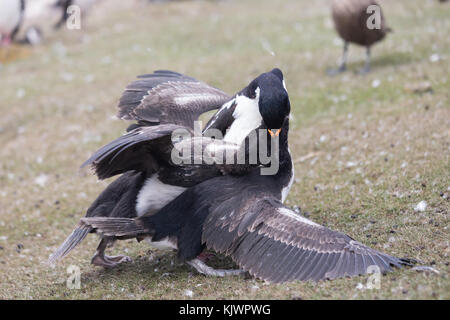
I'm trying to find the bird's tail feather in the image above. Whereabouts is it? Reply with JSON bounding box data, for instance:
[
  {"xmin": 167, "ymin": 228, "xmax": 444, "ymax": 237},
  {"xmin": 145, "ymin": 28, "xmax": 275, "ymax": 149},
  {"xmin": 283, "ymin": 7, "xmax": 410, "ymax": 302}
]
[
  {"xmin": 79, "ymin": 217, "xmax": 150, "ymax": 238},
  {"xmin": 48, "ymin": 224, "xmax": 92, "ymax": 264}
]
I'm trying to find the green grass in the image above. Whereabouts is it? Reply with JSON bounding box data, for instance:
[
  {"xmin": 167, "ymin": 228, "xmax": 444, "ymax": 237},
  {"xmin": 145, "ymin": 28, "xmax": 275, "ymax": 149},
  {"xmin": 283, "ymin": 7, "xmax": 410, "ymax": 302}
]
[{"xmin": 0, "ymin": 0, "xmax": 449, "ymax": 299}]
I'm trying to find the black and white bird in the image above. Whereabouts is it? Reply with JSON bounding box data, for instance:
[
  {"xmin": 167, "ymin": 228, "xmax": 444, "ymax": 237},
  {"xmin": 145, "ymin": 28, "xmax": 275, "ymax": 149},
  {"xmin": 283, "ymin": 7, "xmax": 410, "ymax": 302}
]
[
  {"xmin": 49, "ymin": 69, "xmax": 294, "ymax": 268},
  {"xmin": 12, "ymin": 0, "xmax": 69, "ymax": 46},
  {"xmin": 329, "ymin": 0, "xmax": 391, "ymax": 75},
  {"xmin": 0, "ymin": 0, "xmax": 25, "ymax": 46},
  {"xmin": 79, "ymin": 84, "xmax": 412, "ymax": 282}
]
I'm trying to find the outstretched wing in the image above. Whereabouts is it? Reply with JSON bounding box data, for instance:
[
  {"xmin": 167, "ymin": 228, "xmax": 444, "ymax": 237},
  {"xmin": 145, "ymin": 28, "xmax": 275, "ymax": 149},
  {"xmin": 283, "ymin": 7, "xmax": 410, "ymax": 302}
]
[
  {"xmin": 118, "ymin": 70, "xmax": 232, "ymax": 129},
  {"xmin": 81, "ymin": 124, "xmax": 184, "ymax": 179},
  {"xmin": 81, "ymin": 124, "xmax": 252, "ymax": 181},
  {"xmin": 202, "ymin": 196, "xmax": 410, "ymax": 283}
]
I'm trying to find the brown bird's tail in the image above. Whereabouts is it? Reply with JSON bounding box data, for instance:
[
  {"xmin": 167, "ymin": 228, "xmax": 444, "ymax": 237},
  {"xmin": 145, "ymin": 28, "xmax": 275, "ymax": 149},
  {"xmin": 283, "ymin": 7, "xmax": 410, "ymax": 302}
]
[{"xmin": 48, "ymin": 224, "xmax": 92, "ymax": 264}]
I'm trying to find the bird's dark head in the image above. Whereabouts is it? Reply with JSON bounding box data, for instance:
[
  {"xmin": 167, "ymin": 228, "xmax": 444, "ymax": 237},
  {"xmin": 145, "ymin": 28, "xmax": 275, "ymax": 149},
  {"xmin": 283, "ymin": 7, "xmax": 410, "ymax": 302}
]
[{"xmin": 242, "ymin": 68, "xmax": 290, "ymax": 136}]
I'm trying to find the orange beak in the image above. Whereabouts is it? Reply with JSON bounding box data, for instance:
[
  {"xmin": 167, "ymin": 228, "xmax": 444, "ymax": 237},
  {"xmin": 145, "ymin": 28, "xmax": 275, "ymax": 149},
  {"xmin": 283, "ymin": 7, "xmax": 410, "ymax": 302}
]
[{"xmin": 268, "ymin": 128, "xmax": 281, "ymax": 137}]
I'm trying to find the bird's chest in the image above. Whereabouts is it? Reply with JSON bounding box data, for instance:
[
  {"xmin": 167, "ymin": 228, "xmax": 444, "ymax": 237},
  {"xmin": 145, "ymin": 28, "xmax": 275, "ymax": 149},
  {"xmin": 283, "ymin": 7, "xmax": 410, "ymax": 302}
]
[{"xmin": 0, "ymin": 1, "xmax": 21, "ymax": 31}]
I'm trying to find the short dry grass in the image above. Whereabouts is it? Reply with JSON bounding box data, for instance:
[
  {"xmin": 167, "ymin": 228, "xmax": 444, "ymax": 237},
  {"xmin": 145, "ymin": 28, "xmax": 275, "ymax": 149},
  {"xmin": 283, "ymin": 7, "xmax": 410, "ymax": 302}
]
[{"xmin": 0, "ymin": 0, "xmax": 448, "ymax": 299}]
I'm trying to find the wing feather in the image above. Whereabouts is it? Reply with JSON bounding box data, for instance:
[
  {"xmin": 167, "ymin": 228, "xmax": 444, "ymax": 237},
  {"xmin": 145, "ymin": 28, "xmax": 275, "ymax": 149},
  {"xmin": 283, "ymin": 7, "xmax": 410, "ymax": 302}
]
[
  {"xmin": 81, "ymin": 124, "xmax": 183, "ymax": 179},
  {"xmin": 202, "ymin": 197, "xmax": 409, "ymax": 283},
  {"xmin": 309, "ymin": 252, "xmax": 331, "ymax": 281},
  {"xmin": 118, "ymin": 70, "xmax": 231, "ymax": 129}
]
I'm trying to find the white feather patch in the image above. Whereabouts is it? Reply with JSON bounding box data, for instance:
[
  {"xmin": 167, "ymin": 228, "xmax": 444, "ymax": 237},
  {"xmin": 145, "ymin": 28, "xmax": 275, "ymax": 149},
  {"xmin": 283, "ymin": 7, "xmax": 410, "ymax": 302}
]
[
  {"xmin": 0, "ymin": 0, "xmax": 22, "ymax": 34},
  {"xmin": 282, "ymin": 80, "xmax": 287, "ymax": 92},
  {"xmin": 145, "ymin": 237, "xmax": 178, "ymax": 250},
  {"xmin": 135, "ymin": 174, "xmax": 186, "ymax": 216},
  {"xmin": 278, "ymin": 207, "xmax": 320, "ymax": 227},
  {"xmin": 174, "ymin": 93, "xmax": 220, "ymax": 106},
  {"xmin": 224, "ymin": 87, "xmax": 262, "ymax": 145}
]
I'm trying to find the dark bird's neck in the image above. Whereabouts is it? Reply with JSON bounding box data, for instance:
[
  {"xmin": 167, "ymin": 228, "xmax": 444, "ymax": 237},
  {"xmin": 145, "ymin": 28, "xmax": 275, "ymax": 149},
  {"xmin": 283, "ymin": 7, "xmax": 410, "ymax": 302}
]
[
  {"xmin": 255, "ymin": 119, "xmax": 294, "ymax": 200},
  {"xmin": 274, "ymin": 120, "xmax": 293, "ymax": 180}
]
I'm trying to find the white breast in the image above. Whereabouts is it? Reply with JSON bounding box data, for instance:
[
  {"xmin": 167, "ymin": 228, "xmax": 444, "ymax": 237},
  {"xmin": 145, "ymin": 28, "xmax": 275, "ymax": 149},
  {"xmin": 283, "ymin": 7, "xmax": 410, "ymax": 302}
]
[
  {"xmin": 135, "ymin": 174, "xmax": 186, "ymax": 216},
  {"xmin": 224, "ymin": 88, "xmax": 262, "ymax": 145},
  {"xmin": 0, "ymin": 0, "xmax": 22, "ymax": 35}
]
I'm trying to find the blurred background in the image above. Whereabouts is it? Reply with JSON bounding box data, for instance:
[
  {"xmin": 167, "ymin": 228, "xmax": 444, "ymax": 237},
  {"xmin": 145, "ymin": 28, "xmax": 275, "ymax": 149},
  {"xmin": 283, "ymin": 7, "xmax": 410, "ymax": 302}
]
[{"xmin": 0, "ymin": 0, "xmax": 449, "ymax": 299}]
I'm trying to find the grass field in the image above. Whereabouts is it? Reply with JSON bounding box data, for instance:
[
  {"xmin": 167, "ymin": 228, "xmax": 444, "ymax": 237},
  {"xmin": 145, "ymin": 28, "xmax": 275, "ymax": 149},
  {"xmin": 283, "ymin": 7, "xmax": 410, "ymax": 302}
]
[{"xmin": 0, "ymin": 0, "xmax": 449, "ymax": 299}]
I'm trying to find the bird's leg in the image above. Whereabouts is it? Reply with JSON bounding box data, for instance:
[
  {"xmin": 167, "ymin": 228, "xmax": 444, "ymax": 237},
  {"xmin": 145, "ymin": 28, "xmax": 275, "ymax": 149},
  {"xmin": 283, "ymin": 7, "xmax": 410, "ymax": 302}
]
[
  {"xmin": 340, "ymin": 42, "xmax": 349, "ymax": 71},
  {"xmin": 328, "ymin": 42, "xmax": 348, "ymax": 76},
  {"xmin": 359, "ymin": 46, "xmax": 371, "ymax": 74},
  {"xmin": 0, "ymin": 36, "xmax": 12, "ymax": 63},
  {"xmin": 1, "ymin": 35, "xmax": 12, "ymax": 46},
  {"xmin": 187, "ymin": 258, "xmax": 245, "ymax": 277},
  {"xmin": 91, "ymin": 237, "xmax": 131, "ymax": 268}
]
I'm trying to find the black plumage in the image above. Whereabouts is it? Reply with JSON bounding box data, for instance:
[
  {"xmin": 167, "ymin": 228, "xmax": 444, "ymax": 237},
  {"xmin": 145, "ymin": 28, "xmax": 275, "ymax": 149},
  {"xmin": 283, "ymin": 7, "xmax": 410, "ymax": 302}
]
[
  {"xmin": 80, "ymin": 101, "xmax": 412, "ymax": 282},
  {"xmin": 50, "ymin": 70, "xmax": 234, "ymax": 266},
  {"xmin": 50, "ymin": 69, "xmax": 292, "ymax": 267},
  {"xmin": 81, "ymin": 124, "xmax": 182, "ymax": 180},
  {"xmin": 49, "ymin": 171, "xmax": 147, "ymax": 265},
  {"xmin": 80, "ymin": 70, "xmax": 257, "ymax": 182}
]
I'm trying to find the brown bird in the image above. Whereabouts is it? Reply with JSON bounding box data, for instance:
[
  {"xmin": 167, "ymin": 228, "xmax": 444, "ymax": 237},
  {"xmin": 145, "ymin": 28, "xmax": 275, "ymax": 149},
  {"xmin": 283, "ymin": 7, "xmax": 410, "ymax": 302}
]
[{"xmin": 329, "ymin": 0, "xmax": 391, "ymax": 74}]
